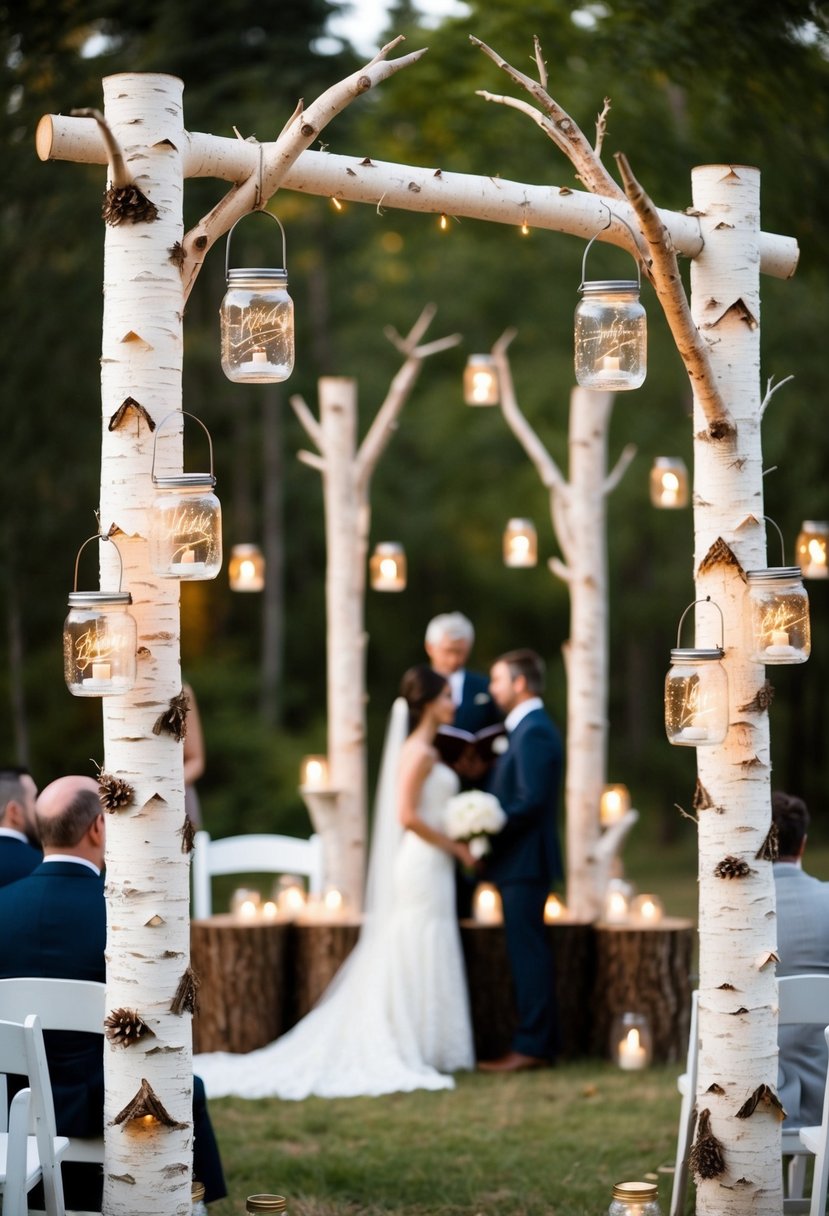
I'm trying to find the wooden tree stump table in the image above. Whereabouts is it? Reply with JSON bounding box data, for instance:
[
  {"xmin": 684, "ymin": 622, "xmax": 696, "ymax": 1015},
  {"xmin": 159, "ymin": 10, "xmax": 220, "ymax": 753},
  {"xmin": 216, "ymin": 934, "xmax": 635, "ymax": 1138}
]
[
  {"xmin": 590, "ymin": 918, "xmax": 695, "ymax": 1063},
  {"xmin": 287, "ymin": 919, "xmax": 362, "ymax": 1025},
  {"xmin": 190, "ymin": 916, "xmax": 290, "ymax": 1054}
]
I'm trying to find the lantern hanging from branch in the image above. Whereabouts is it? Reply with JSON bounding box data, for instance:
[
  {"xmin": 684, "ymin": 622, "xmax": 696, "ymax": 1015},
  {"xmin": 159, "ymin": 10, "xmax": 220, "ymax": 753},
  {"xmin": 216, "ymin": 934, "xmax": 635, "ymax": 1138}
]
[
  {"xmin": 64, "ymin": 534, "xmax": 137, "ymax": 697},
  {"xmin": 370, "ymin": 542, "xmax": 407, "ymax": 591},
  {"xmin": 795, "ymin": 520, "xmax": 829, "ymax": 580},
  {"xmin": 600, "ymin": 783, "xmax": 631, "ymax": 826},
  {"xmin": 149, "ymin": 412, "xmax": 222, "ymax": 580},
  {"xmin": 746, "ymin": 517, "xmax": 810, "ymax": 664},
  {"xmin": 229, "ymin": 543, "xmax": 265, "ymax": 592},
  {"xmin": 463, "ymin": 354, "xmax": 499, "ymax": 405},
  {"xmin": 574, "ymin": 213, "xmax": 646, "ymax": 391},
  {"xmin": 649, "ymin": 457, "xmax": 689, "ymax": 509},
  {"xmin": 665, "ymin": 598, "xmax": 728, "ymax": 747},
  {"xmin": 220, "ymin": 211, "xmax": 295, "ymax": 384},
  {"xmin": 503, "ymin": 518, "xmax": 538, "ymax": 567}
]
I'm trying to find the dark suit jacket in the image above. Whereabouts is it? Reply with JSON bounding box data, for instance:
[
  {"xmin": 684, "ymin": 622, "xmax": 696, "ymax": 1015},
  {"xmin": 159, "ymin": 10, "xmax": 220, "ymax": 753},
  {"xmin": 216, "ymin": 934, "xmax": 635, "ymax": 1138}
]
[
  {"xmin": 0, "ymin": 860, "xmax": 106, "ymax": 1137},
  {"xmin": 0, "ymin": 835, "xmax": 43, "ymax": 888},
  {"xmin": 486, "ymin": 706, "xmax": 563, "ymax": 886},
  {"xmin": 453, "ymin": 670, "xmax": 502, "ymax": 735}
]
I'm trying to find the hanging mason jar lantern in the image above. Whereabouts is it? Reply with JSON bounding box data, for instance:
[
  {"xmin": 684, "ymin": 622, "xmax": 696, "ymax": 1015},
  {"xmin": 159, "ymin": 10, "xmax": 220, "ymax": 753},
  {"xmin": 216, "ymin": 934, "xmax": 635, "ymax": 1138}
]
[
  {"xmin": 300, "ymin": 754, "xmax": 330, "ymax": 790},
  {"xmin": 665, "ymin": 599, "xmax": 728, "ymax": 747},
  {"xmin": 149, "ymin": 412, "xmax": 222, "ymax": 580},
  {"xmin": 503, "ymin": 518, "xmax": 538, "ymax": 567},
  {"xmin": 649, "ymin": 457, "xmax": 689, "ymax": 509},
  {"xmin": 229, "ymin": 543, "xmax": 265, "ymax": 592},
  {"xmin": 463, "ymin": 354, "xmax": 499, "ymax": 406},
  {"xmin": 370, "ymin": 542, "xmax": 407, "ymax": 591},
  {"xmin": 220, "ymin": 211, "xmax": 294, "ymax": 384},
  {"xmin": 574, "ymin": 213, "xmax": 647, "ymax": 391},
  {"xmin": 64, "ymin": 535, "xmax": 137, "ymax": 697},
  {"xmin": 795, "ymin": 520, "xmax": 829, "ymax": 580},
  {"xmin": 746, "ymin": 517, "xmax": 811, "ymax": 664}
]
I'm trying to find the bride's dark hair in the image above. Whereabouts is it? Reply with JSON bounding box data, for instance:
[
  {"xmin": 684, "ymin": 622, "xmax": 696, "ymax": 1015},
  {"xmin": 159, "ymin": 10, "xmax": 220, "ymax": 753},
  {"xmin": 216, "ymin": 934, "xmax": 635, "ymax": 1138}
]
[{"xmin": 400, "ymin": 665, "xmax": 448, "ymax": 731}]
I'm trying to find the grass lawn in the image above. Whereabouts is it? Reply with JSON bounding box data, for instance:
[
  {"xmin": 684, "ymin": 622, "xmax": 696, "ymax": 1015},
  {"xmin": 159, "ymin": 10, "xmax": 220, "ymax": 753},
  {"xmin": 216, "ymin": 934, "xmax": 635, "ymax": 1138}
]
[{"xmin": 207, "ymin": 1061, "xmax": 684, "ymax": 1216}]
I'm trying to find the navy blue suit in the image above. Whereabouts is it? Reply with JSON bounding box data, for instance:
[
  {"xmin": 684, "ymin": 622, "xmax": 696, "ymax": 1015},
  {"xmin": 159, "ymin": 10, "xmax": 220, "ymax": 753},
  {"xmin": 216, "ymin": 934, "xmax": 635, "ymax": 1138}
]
[
  {"xmin": 487, "ymin": 705, "xmax": 563, "ymax": 1060},
  {"xmin": 0, "ymin": 834, "xmax": 42, "ymax": 888},
  {"xmin": 0, "ymin": 860, "xmax": 226, "ymax": 1207}
]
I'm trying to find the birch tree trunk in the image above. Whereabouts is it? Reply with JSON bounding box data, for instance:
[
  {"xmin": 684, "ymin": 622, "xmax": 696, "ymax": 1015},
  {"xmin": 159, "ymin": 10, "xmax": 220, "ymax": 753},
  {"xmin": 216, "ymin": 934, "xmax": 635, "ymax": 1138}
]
[
  {"xmin": 690, "ymin": 165, "xmax": 780, "ymax": 1214},
  {"xmin": 561, "ymin": 388, "xmax": 637, "ymax": 922},
  {"xmin": 96, "ymin": 74, "xmax": 192, "ymax": 1216}
]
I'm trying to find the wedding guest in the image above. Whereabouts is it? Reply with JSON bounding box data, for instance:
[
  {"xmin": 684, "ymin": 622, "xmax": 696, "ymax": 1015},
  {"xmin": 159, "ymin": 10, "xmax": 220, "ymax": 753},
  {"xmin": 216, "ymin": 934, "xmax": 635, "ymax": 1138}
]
[
  {"xmin": 0, "ymin": 766, "xmax": 41, "ymax": 886},
  {"xmin": 480, "ymin": 649, "xmax": 563, "ymax": 1073},
  {"xmin": 773, "ymin": 790, "xmax": 829, "ymax": 1127},
  {"xmin": 0, "ymin": 775, "xmax": 227, "ymax": 1209}
]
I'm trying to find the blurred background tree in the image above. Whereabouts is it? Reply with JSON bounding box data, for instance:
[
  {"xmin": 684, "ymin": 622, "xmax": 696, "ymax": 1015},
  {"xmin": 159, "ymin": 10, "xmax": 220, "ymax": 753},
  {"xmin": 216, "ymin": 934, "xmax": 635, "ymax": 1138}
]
[{"xmin": 1, "ymin": 0, "xmax": 826, "ymax": 867}]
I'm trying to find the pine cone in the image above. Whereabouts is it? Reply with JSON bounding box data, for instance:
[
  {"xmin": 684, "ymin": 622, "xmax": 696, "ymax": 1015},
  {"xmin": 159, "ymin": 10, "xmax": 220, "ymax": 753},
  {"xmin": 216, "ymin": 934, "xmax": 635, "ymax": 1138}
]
[
  {"xmin": 689, "ymin": 1109, "xmax": 726, "ymax": 1180},
  {"xmin": 97, "ymin": 772, "xmax": 135, "ymax": 812},
  {"xmin": 714, "ymin": 855, "xmax": 753, "ymax": 879},
  {"xmin": 104, "ymin": 1007, "xmax": 151, "ymax": 1047},
  {"xmin": 102, "ymin": 183, "xmax": 159, "ymax": 226}
]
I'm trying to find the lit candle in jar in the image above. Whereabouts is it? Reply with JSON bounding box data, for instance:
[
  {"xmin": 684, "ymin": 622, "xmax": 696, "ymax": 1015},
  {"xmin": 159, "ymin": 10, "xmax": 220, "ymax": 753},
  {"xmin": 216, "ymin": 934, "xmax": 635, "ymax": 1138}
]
[
  {"xmin": 544, "ymin": 893, "xmax": 567, "ymax": 922},
  {"xmin": 323, "ymin": 888, "xmax": 344, "ymax": 916},
  {"xmin": 251, "ymin": 348, "xmax": 268, "ymax": 364},
  {"xmin": 180, "ymin": 548, "xmax": 196, "ymax": 564},
  {"xmin": 618, "ymin": 1026, "xmax": 648, "ymax": 1070},
  {"xmin": 91, "ymin": 661, "xmax": 112, "ymax": 681},
  {"xmin": 473, "ymin": 882, "xmax": 503, "ymax": 924},
  {"xmin": 261, "ymin": 900, "xmax": 278, "ymax": 920},
  {"xmin": 603, "ymin": 890, "xmax": 629, "ymax": 924}
]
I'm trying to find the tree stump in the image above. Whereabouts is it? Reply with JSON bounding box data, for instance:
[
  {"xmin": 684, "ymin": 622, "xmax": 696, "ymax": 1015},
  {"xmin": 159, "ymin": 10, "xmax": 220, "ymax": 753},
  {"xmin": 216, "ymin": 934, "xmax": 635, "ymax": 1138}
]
[
  {"xmin": 460, "ymin": 921, "xmax": 596, "ymax": 1060},
  {"xmin": 190, "ymin": 916, "xmax": 289, "ymax": 1053},
  {"xmin": 590, "ymin": 918, "xmax": 695, "ymax": 1063},
  {"xmin": 287, "ymin": 920, "xmax": 361, "ymax": 1025}
]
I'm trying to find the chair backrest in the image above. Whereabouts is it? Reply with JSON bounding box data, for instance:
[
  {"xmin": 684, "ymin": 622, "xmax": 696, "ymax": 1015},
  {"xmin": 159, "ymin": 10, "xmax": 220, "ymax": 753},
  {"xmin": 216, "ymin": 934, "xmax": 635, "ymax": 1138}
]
[
  {"xmin": 0, "ymin": 1014, "xmax": 66, "ymax": 1216},
  {"xmin": 0, "ymin": 977, "xmax": 106, "ymax": 1035},
  {"xmin": 191, "ymin": 830, "xmax": 325, "ymax": 920},
  {"xmin": 779, "ymin": 974, "xmax": 829, "ymax": 1026}
]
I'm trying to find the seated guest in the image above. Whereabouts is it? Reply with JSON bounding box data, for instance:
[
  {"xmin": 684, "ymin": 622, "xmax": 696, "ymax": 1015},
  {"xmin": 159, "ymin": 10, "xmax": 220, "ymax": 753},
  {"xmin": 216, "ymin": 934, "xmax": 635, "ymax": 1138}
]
[
  {"xmin": 772, "ymin": 790, "xmax": 829, "ymax": 1126},
  {"xmin": 0, "ymin": 766, "xmax": 42, "ymax": 886},
  {"xmin": 0, "ymin": 775, "xmax": 226, "ymax": 1209}
]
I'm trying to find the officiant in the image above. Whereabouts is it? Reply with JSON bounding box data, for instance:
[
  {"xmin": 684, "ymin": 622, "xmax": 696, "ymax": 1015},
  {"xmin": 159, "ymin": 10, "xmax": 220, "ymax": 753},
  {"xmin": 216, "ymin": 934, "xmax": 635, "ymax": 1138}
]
[{"xmin": 424, "ymin": 612, "xmax": 502, "ymax": 917}]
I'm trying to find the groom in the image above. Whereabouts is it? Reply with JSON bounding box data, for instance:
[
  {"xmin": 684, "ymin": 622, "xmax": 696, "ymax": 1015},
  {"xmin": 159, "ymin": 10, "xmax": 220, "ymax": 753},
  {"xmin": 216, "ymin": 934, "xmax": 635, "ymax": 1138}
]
[{"xmin": 479, "ymin": 648, "xmax": 563, "ymax": 1072}]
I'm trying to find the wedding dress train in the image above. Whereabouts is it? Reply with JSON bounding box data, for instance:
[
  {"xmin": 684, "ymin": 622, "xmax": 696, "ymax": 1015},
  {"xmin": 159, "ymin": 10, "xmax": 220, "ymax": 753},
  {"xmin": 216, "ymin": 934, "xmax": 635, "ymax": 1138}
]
[{"xmin": 194, "ymin": 745, "xmax": 475, "ymax": 1099}]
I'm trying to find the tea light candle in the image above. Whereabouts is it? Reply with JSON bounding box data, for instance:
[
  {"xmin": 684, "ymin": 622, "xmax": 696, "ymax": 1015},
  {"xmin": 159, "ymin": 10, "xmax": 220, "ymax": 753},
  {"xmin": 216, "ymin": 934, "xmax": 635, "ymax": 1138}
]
[
  {"xmin": 630, "ymin": 893, "xmax": 664, "ymax": 926},
  {"xmin": 91, "ymin": 661, "xmax": 112, "ymax": 681},
  {"xmin": 603, "ymin": 889, "xmax": 630, "ymax": 924},
  {"xmin": 618, "ymin": 1027, "xmax": 648, "ymax": 1070},
  {"xmin": 544, "ymin": 893, "xmax": 567, "ymax": 922},
  {"xmin": 473, "ymin": 882, "xmax": 503, "ymax": 925}
]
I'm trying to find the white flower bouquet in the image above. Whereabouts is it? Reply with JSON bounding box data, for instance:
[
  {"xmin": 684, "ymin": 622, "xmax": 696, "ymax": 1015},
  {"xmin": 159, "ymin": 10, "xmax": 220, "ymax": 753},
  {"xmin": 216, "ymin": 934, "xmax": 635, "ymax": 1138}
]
[{"xmin": 445, "ymin": 789, "xmax": 507, "ymax": 859}]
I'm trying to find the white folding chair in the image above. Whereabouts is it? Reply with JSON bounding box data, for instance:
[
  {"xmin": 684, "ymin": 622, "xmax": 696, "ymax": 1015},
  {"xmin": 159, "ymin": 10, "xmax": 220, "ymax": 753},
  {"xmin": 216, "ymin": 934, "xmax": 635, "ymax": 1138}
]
[
  {"xmin": 191, "ymin": 830, "xmax": 324, "ymax": 919},
  {"xmin": 792, "ymin": 1026, "xmax": 829, "ymax": 1216},
  {"xmin": 778, "ymin": 975, "xmax": 829, "ymax": 1213},
  {"xmin": 0, "ymin": 977, "xmax": 106, "ymax": 1167},
  {"xmin": 0, "ymin": 1013, "xmax": 68, "ymax": 1216},
  {"xmin": 669, "ymin": 988, "xmax": 699, "ymax": 1216}
]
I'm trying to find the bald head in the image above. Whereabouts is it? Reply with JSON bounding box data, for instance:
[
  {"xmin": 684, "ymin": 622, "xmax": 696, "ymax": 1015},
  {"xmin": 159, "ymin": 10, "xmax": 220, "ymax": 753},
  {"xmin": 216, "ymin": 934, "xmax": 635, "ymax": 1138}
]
[{"xmin": 36, "ymin": 776, "xmax": 104, "ymax": 865}]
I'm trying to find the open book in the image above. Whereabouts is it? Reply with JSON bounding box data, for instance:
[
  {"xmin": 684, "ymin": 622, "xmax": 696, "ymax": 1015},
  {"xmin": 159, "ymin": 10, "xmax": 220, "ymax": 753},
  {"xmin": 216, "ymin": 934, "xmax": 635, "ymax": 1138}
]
[{"xmin": 435, "ymin": 722, "xmax": 507, "ymax": 768}]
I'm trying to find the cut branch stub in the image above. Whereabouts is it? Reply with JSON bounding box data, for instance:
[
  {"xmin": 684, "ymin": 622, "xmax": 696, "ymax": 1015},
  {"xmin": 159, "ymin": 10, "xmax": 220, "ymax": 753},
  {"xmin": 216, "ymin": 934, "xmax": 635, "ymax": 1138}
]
[
  {"xmin": 112, "ymin": 1078, "xmax": 185, "ymax": 1128},
  {"xmin": 739, "ymin": 681, "xmax": 775, "ymax": 714},
  {"xmin": 170, "ymin": 966, "xmax": 200, "ymax": 1016},
  {"xmin": 735, "ymin": 1083, "xmax": 786, "ymax": 1122},
  {"xmin": 180, "ymin": 817, "xmax": 196, "ymax": 854},
  {"xmin": 697, "ymin": 536, "xmax": 745, "ymax": 578},
  {"xmin": 70, "ymin": 107, "xmax": 159, "ymax": 226},
  {"xmin": 108, "ymin": 397, "xmax": 156, "ymax": 434},
  {"xmin": 755, "ymin": 824, "xmax": 779, "ymax": 862},
  {"xmin": 152, "ymin": 691, "xmax": 189, "ymax": 742}
]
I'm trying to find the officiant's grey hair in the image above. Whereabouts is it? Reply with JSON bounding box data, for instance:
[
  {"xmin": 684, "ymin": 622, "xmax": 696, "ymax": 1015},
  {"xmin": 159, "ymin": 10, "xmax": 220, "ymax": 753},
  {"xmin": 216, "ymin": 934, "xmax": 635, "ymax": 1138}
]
[{"xmin": 425, "ymin": 612, "xmax": 474, "ymax": 645}]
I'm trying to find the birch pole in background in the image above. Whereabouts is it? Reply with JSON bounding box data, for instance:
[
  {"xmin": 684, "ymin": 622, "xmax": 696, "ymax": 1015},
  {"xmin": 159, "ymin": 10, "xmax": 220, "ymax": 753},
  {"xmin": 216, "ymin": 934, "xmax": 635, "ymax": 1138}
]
[
  {"xmin": 489, "ymin": 332, "xmax": 637, "ymax": 920},
  {"xmin": 292, "ymin": 308, "xmax": 460, "ymax": 908}
]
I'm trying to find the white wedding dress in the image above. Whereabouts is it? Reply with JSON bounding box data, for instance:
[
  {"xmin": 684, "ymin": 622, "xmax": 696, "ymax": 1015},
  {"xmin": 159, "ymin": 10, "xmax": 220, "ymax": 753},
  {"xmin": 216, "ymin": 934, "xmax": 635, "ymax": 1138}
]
[{"xmin": 194, "ymin": 703, "xmax": 475, "ymax": 1100}]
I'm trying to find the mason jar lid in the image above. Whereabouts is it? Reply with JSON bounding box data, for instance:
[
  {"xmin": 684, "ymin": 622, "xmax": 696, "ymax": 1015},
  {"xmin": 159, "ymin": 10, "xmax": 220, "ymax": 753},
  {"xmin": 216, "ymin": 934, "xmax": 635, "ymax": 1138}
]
[
  {"xmin": 227, "ymin": 267, "xmax": 288, "ymax": 285},
  {"xmin": 670, "ymin": 646, "xmax": 724, "ymax": 662},
  {"xmin": 612, "ymin": 1180, "xmax": 658, "ymax": 1201},
  {"xmin": 579, "ymin": 279, "xmax": 640, "ymax": 294},
  {"xmin": 746, "ymin": 566, "xmax": 803, "ymax": 582},
  {"xmin": 152, "ymin": 472, "xmax": 217, "ymax": 491},
  {"xmin": 246, "ymin": 1196, "xmax": 287, "ymax": 1213},
  {"xmin": 801, "ymin": 521, "xmax": 829, "ymax": 532},
  {"xmin": 67, "ymin": 591, "xmax": 133, "ymax": 609}
]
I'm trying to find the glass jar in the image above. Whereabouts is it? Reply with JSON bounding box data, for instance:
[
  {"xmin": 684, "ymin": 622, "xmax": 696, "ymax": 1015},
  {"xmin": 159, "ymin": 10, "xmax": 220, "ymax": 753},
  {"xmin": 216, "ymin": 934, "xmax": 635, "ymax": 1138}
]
[
  {"xmin": 221, "ymin": 268, "xmax": 294, "ymax": 383},
  {"xmin": 574, "ymin": 281, "xmax": 646, "ymax": 391},
  {"xmin": 229, "ymin": 543, "xmax": 265, "ymax": 592},
  {"xmin": 191, "ymin": 1181, "xmax": 207, "ymax": 1216},
  {"xmin": 463, "ymin": 354, "xmax": 499, "ymax": 405},
  {"xmin": 609, "ymin": 1180, "xmax": 661, "ymax": 1215},
  {"xmin": 795, "ymin": 520, "xmax": 829, "ymax": 579},
  {"xmin": 665, "ymin": 648, "xmax": 728, "ymax": 747},
  {"xmin": 149, "ymin": 475, "xmax": 222, "ymax": 580},
  {"xmin": 610, "ymin": 1012, "xmax": 653, "ymax": 1071},
  {"xmin": 246, "ymin": 1196, "xmax": 287, "ymax": 1214},
  {"xmin": 746, "ymin": 567, "xmax": 811, "ymax": 664},
  {"xmin": 370, "ymin": 543, "xmax": 407, "ymax": 591},
  {"xmin": 64, "ymin": 592, "xmax": 137, "ymax": 697},
  {"xmin": 649, "ymin": 457, "xmax": 689, "ymax": 509},
  {"xmin": 503, "ymin": 518, "xmax": 538, "ymax": 567}
]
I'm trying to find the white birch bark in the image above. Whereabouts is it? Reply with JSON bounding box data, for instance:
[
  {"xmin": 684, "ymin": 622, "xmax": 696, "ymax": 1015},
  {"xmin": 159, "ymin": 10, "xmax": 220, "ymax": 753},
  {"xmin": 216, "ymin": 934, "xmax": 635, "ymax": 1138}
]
[
  {"xmin": 97, "ymin": 73, "xmax": 192, "ymax": 1216},
  {"xmin": 690, "ymin": 165, "xmax": 780, "ymax": 1214},
  {"xmin": 493, "ymin": 345, "xmax": 635, "ymax": 919}
]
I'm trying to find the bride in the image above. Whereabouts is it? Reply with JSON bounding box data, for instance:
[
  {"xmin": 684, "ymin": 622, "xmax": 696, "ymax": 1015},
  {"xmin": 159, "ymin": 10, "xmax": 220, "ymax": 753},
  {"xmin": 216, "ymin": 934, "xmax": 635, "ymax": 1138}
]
[{"xmin": 194, "ymin": 665, "xmax": 477, "ymax": 1099}]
